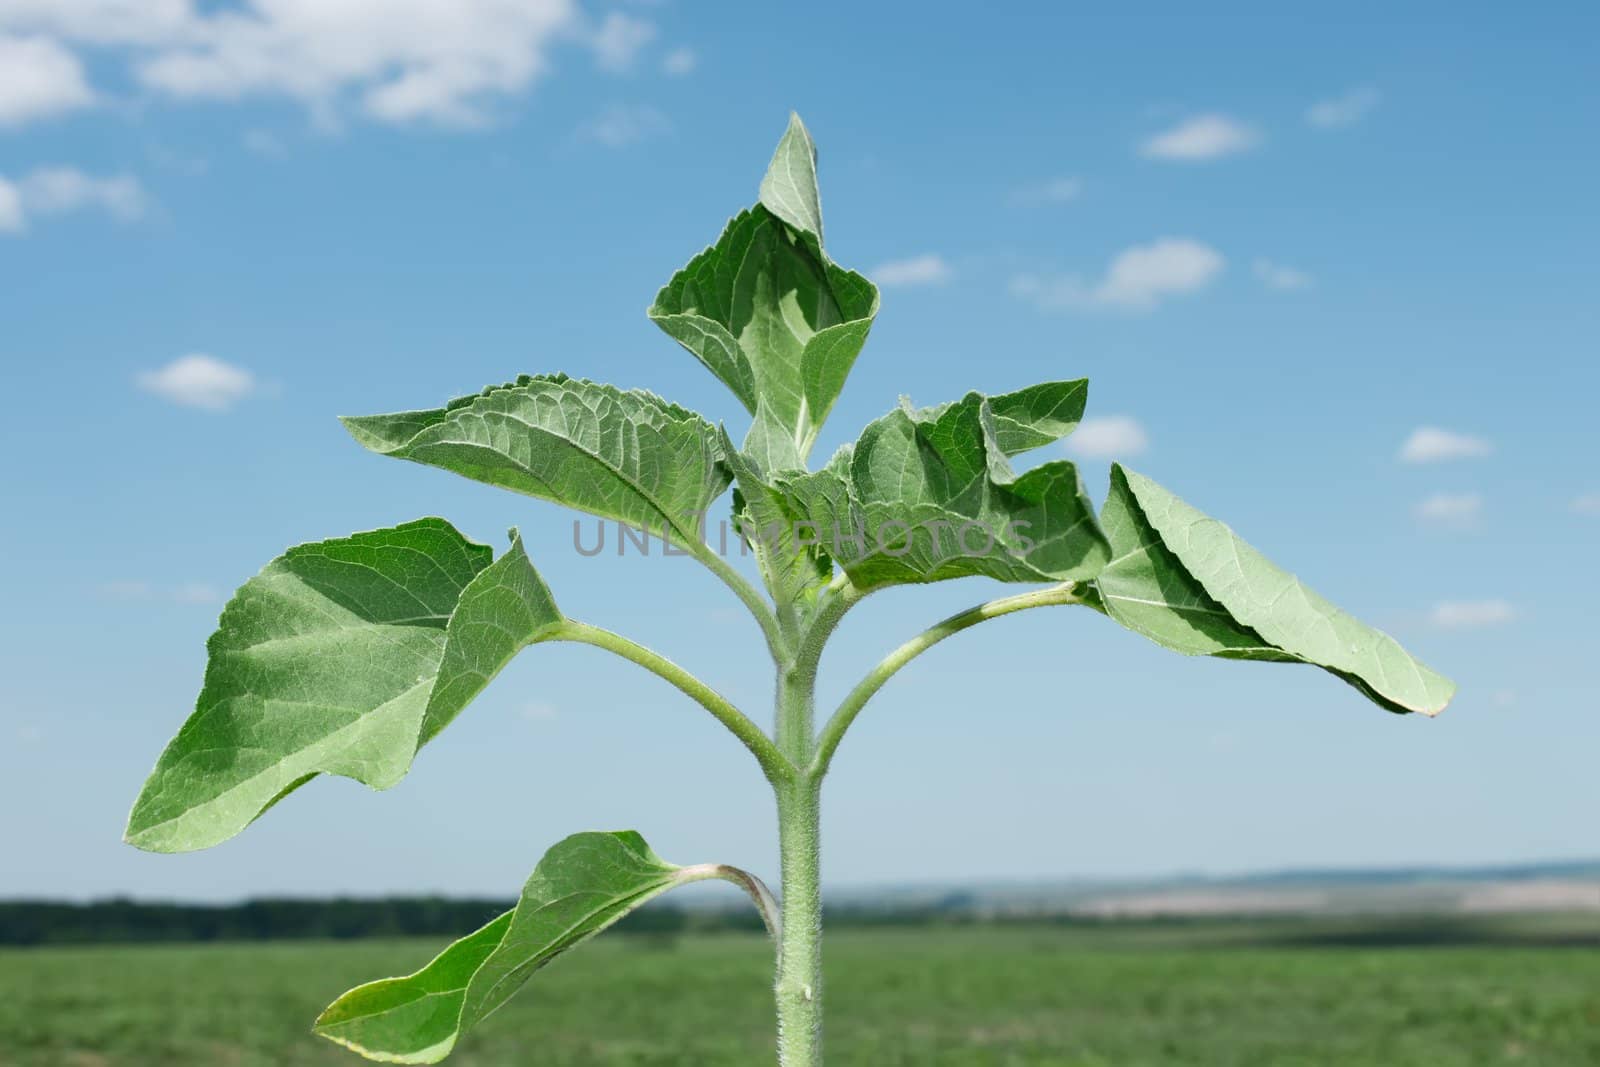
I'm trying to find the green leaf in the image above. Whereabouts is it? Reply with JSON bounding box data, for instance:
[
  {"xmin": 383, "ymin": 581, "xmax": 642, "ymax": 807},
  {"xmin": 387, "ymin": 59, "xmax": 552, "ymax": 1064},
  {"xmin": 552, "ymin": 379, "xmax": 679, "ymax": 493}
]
[
  {"xmin": 649, "ymin": 116, "xmax": 879, "ymax": 459},
  {"xmin": 1094, "ymin": 464, "xmax": 1455, "ymax": 715},
  {"xmin": 124, "ymin": 524, "xmax": 565, "ymax": 853},
  {"xmin": 315, "ymin": 831, "xmax": 705, "ymax": 1063},
  {"xmin": 343, "ymin": 374, "xmax": 731, "ymax": 547},
  {"xmin": 775, "ymin": 383, "xmax": 1108, "ymax": 591},
  {"xmin": 722, "ymin": 429, "xmax": 831, "ymax": 609},
  {"xmin": 759, "ymin": 112, "xmax": 825, "ymax": 243}
]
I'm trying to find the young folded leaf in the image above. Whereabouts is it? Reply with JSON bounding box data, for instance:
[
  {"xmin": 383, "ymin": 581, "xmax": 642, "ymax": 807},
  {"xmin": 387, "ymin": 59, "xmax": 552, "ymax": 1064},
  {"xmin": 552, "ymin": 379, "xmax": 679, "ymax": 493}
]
[
  {"xmin": 649, "ymin": 114, "xmax": 879, "ymax": 463},
  {"xmin": 342, "ymin": 374, "xmax": 731, "ymax": 549},
  {"xmin": 124, "ymin": 524, "xmax": 564, "ymax": 853},
  {"xmin": 722, "ymin": 428, "xmax": 832, "ymax": 611},
  {"xmin": 774, "ymin": 383, "xmax": 1108, "ymax": 591},
  {"xmin": 315, "ymin": 831, "xmax": 759, "ymax": 1064},
  {"xmin": 1094, "ymin": 464, "xmax": 1454, "ymax": 715}
]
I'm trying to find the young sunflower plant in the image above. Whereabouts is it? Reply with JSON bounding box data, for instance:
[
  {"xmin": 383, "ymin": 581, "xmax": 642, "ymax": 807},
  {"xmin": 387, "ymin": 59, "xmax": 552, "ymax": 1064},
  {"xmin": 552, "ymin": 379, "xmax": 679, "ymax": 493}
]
[{"xmin": 125, "ymin": 115, "xmax": 1455, "ymax": 1066}]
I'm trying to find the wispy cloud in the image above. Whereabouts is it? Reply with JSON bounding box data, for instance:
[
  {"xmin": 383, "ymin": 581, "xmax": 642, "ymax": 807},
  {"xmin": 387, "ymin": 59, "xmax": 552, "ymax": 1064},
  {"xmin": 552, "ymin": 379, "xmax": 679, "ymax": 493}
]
[
  {"xmin": 661, "ymin": 47, "xmax": 697, "ymax": 76},
  {"xmin": 577, "ymin": 105, "xmax": 670, "ymax": 147},
  {"xmin": 0, "ymin": 167, "xmax": 147, "ymax": 235},
  {"xmin": 1307, "ymin": 87, "xmax": 1381, "ymax": 128},
  {"xmin": 1253, "ymin": 258, "xmax": 1313, "ymax": 291},
  {"xmin": 1065, "ymin": 416, "xmax": 1149, "ymax": 458},
  {"xmin": 590, "ymin": 13, "xmax": 655, "ymax": 73},
  {"xmin": 0, "ymin": 179, "xmax": 20, "ymax": 233},
  {"xmin": 521, "ymin": 701, "xmax": 559, "ymax": 723},
  {"xmin": 1140, "ymin": 114, "xmax": 1259, "ymax": 161},
  {"xmin": 1415, "ymin": 492, "xmax": 1483, "ymax": 527},
  {"xmin": 1572, "ymin": 493, "xmax": 1600, "ymax": 516},
  {"xmin": 1429, "ymin": 600, "xmax": 1516, "ymax": 629},
  {"xmin": 871, "ymin": 254, "xmax": 952, "ymax": 288},
  {"xmin": 0, "ymin": 1, "xmax": 601, "ymax": 128},
  {"xmin": 137, "ymin": 354, "xmax": 256, "ymax": 412},
  {"xmin": 0, "ymin": 33, "xmax": 94, "ymax": 126},
  {"xmin": 100, "ymin": 580, "xmax": 219, "ymax": 605},
  {"xmin": 1012, "ymin": 238, "xmax": 1224, "ymax": 312},
  {"xmin": 243, "ymin": 129, "xmax": 286, "ymax": 158},
  {"xmin": 1399, "ymin": 427, "xmax": 1493, "ymax": 464},
  {"xmin": 1013, "ymin": 177, "xmax": 1082, "ymax": 205}
]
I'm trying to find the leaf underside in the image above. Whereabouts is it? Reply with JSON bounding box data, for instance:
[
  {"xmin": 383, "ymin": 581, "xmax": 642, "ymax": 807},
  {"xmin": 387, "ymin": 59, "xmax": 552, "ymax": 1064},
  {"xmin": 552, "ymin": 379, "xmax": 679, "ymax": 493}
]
[
  {"xmin": 774, "ymin": 380, "xmax": 1109, "ymax": 591},
  {"xmin": 1094, "ymin": 464, "xmax": 1455, "ymax": 715},
  {"xmin": 124, "ymin": 523, "xmax": 564, "ymax": 853},
  {"xmin": 314, "ymin": 831, "xmax": 691, "ymax": 1064}
]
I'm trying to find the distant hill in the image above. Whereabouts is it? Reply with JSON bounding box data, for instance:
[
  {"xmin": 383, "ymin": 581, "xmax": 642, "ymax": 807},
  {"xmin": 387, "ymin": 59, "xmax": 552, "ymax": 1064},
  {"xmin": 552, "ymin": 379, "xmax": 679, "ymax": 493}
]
[{"xmin": 4, "ymin": 859, "xmax": 1597, "ymax": 946}]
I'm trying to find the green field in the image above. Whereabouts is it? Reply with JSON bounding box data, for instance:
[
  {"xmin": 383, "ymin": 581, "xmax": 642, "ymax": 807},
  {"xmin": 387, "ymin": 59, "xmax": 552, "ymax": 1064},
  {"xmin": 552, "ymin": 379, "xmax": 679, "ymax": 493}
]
[{"xmin": 4, "ymin": 922, "xmax": 1600, "ymax": 1066}]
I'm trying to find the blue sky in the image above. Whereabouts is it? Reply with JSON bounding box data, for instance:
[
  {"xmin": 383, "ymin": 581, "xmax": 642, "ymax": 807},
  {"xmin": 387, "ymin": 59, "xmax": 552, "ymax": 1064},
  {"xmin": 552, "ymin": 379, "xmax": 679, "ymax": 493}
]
[{"xmin": 2, "ymin": 2, "xmax": 1596, "ymax": 901}]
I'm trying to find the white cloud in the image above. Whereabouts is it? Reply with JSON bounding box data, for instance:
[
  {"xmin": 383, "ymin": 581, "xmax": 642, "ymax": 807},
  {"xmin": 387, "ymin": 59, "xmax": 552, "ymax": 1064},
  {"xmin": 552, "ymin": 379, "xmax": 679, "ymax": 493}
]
[
  {"xmin": 137, "ymin": 354, "xmax": 256, "ymax": 412},
  {"xmin": 1140, "ymin": 114, "xmax": 1259, "ymax": 161},
  {"xmin": 1012, "ymin": 238, "xmax": 1224, "ymax": 312},
  {"xmin": 1307, "ymin": 87, "xmax": 1381, "ymax": 128},
  {"xmin": 578, "ymin": 104, "xmax": 669, "ymax": 147},
  {"xmin": 521, "ymin": 701, "xmax": 559, "ymax": 722},
  {"xmin": 591, "ymin": 12, "xmax": 655, "ymax": 72},
  {"xmin": 1, "ymin": 0, "xmax": 587, "ymax": 128},
  {"xmin": 99, "ymin": 579, "xmax": 218, "ymax": 604},
  {"xmin": 1065, "ymin": 416, "xmax": 1149, "ymax": 458},
  {"xmin": 1399, "ymin": 427, "xmax": 1493, "ymax": 464},
  {"xmin": 0, "ymin": 167, "xmax": 148, "ymax": 235},
  {"xmin": 0, "ymin": 33, "xmax": 94, "ymax": 126},
  {"xmin": 1429, "ymin": 600, "xmax": 1516, "ymax": 629},
  {"xmin": 661, "ymin": 47, "xmax": 696, "ymax": 76},
  {"xmin": 0, "ymin": 178, "xmax": 21, "ymax": 233},
  {"xmin": 1253, "ymin": 258, "xmax": 1313, "ymax": 291},
  {"xmin": 1415, "ymin": 491, "xmax": 1482, "ymax": 526},
  {"xmin": 1014, "ymin": 177, "xmax": 1082, "ymax": 205},
  {"xmin": 242, "ymin": 129, "xmax": 286, "ymax": 158},
  {"xmin": 17, "ymin": 167, "xmax": 145, "ymax": 220},
  {"xmin": 1573, "ymin": 493, "xmax": 1600, "ymax": 516},
  {"xmin": 871, "ymin": 254, "xmax": 952, "ymax": 288},
  {"xmin": 171, "ymin": 582, "xmax": 219, "ymax": 605}
]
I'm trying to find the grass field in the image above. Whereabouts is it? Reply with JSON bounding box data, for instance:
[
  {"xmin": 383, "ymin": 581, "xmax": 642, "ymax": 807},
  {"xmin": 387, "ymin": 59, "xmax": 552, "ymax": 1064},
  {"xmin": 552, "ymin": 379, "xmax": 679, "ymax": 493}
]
[{"xmin": 4, "ymin": 921, "xmax": 1600, "ymax": 1066}]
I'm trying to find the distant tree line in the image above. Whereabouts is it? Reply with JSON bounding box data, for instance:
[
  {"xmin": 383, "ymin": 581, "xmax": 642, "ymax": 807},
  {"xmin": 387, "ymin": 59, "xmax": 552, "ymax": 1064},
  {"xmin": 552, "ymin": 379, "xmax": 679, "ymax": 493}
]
[{"xmin": 0, "ymin": 896, "xmax": 972, "ymax": 947}]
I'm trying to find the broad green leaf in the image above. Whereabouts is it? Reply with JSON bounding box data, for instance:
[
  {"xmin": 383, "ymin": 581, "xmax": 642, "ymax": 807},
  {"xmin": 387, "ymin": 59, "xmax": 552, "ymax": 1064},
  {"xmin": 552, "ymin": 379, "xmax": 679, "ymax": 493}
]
[
  {"xmin": 124, "ymin": 525, "xmax": 565, "ymax": 853},
  {"xmin": 776, "ymin": 383, "xmax": 1108, "ymax": 591},
  {"xmin": 315, "ymin": 831, "xmax": 704, "ymax": 1063},
  {"xmin": 343, "ymin": 374, "xmax": 731, "ymax": 547},
  {"xmin": 649, "ymin": 116, "xmax": 879, "ymax": 459},
  {"xmin": 1094, "ymin": 464, "xmax": 1455, "ymax": 715}
]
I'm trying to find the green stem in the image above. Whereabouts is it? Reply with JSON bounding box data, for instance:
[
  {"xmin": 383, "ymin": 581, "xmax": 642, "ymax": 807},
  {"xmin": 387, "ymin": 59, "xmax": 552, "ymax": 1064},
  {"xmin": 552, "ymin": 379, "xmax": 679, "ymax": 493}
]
[
  {"xmin": 774, "ymin": 666, "xmax": 822, "ymax": 1065},
  {"xmin": 558, "ymin": 620, "xmax": 793, "ymax": 783},
  {"xmin": 810, "ymin": 582, "xmax": 1082, "ymax": 777}
]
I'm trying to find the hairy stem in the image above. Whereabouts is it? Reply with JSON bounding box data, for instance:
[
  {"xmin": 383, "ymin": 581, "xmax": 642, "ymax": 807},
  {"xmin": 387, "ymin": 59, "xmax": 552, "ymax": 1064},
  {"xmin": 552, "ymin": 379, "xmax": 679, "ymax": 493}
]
[
  {"xmin": 558, "ymin": 620, "xmax": 793, "ymax": 783},
  {"xmin": 773, "ymin": 666, "xmax": 823, "ymax": 1065},
  {"xmin": 810, "ymin": 582, "xmax": 1082, "ymax": 777}
]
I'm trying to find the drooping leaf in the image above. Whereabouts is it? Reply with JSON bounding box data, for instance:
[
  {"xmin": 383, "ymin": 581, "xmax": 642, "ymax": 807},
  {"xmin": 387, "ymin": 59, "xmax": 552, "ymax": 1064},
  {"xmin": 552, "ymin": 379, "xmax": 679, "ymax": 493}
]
[
  {"xmin": 1094, "ymin": 464, "xmax": 1455, "ymax": 715},
  {"xmin": 649, "ymin": 115, "xmax": 879, "ymax": 459},
  {"xmin": 315, "ymin": 831, "xmax": 712, "ymax": 1063},
  {"xmin": 343, "ymin": 374, "xmax": 731, "ymax": 547},
  {"xmin": 124, "ymin": 525, "xmax": 565, "ymax": 853},
  {"xmin": 775, "ymin": 383, "xmax": 1108, "ymax": 591}
]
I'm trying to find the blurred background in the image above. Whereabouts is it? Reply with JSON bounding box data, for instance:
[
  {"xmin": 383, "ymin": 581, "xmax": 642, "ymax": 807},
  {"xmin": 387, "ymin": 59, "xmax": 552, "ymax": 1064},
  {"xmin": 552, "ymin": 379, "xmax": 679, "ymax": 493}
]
[{"xmin": 1, "ymin": 2, "xmax": 1596, "ymax": 1063}]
